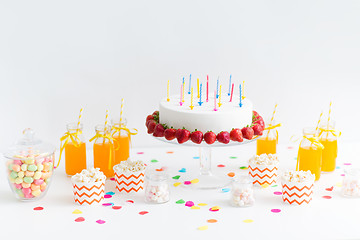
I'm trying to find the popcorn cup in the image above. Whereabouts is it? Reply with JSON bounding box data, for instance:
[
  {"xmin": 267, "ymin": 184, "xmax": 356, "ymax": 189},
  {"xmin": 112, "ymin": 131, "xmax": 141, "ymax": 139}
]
[
  {"xmin": 72, "ymin": 180, "xmax": 105, "ymax": 205},
  {"xmin": 282, "ymin": 180, "xmax": 314, "ymax": 205},
  {"xmin": 114, "ymin": 169, "xmax": 145, "ymax": 193},
  {"xmin": 248, "ymin": 164, "xmax": 278, "ymax": 186}
]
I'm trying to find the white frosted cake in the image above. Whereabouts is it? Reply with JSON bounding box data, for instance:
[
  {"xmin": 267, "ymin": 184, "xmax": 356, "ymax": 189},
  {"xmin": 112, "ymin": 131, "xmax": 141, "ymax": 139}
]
[{"xmin": 159, "ymin": 94, "xmax": 252, "ymax": 134}]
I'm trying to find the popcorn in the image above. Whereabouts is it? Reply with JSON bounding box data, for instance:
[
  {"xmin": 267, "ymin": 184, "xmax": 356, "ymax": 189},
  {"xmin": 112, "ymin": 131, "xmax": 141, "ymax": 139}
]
[
  {"xmin": 249, "ymin": 153, "xmax": 279, "ymax": 165},
  {"xmin": 113, "ymin": 159, "xmax": 145, "ymax": 173},
  {"xmin": 282, "ymin": 170, "xmax": 315, "ymax": 183},
  {"xmin": 71, "ymin": 168, "xmax": 106, "ymax": 183}
]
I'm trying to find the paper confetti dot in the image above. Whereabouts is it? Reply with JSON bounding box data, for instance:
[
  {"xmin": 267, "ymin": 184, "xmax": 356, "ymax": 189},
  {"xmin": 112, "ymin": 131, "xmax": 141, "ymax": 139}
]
[
  {"xmin": 193, "ymin": 156, "xmax": 200, "ymax": 159},
  {"xmin": 239, "ymin": 166, "xmax": 248, "ymax": 170},
  {"xmin": 72, "ymin": 209, "xmax": 82, "ymax": 214},
  {"xmin": 33, "ymin": 207, "xmax": 43, "ymax": 211},
  {"xmin": 139, "ymin": 211, "xmax": 149, "ymax": 215},
  {"xmin": 156, "ymin": 168, "xmax": 163, "ymax": 171},
  {"xmin": 272, "ymin": 185, "xmax": 278, "ymax": 187},
  {"xmin": 112, "ymin": 206, "xmax": 122, "ymax": 210},
  {"xmin": 191, "ymin": 206, "xmax": 200, "ymax": 210},
  {"xmin": 96, "ymin": 220, "xmax": 106, "ymax": 224},
  {"xmin": 271, "ymin": 209, "xmax": 281, "ymax": 213},
  {"xmin": 273, "ymin": 191, "xmax": 282, "ymax": 195},
  {"xmin": 336, "ymin": 166, "xmax": 340, "ymax": 169},
  {"xmin": 217, "ymin": 164, "xmax": 225, "ymax": 168},
  {"xmin": 184, "ymin": 181, "xmax": 192, "ymax": 185},
  {"xmin": 126, "ymin": 200, "xmax": 134, "ymax": 204},
  {"xmin": 75, "ymin": 217, "xmax": 85, "ymax": 222},
  {"xmin": 207, "ymin": 219, "xmax": 218, "ymax": 223},
  {"xmin": 179, "ymin": 168, "xmax": 186, "ymax": 173},
  {"xmin": 229, "ymin": 156, "xmax": 237, "ymax": 159},
  {"xmin": 335, "ymin": 182, "xmax": 342, "ymax": 187},
  {"xmin": 166, "ymin": 151, "xmax": 174, "ymax": 154},
  {"xmin": 209, "ymin": 206, "xmax": 221, "ymax": 212},
  {"xmin": 221, "ymin": 188, "xmax": 230, "ymax": 193},
  {"xmin": 344, "ymin": 163, "xmax": 352, "ymax": 165},
  {"xmin": 172, "ymin": 175, "xmax": 181, "ymax": 180},
  {"xmin": 176, "ymin": 199, "xmax": 185, "ymax": 204},
  {"xmin": 197, "ymin": 225, "xmax": 208, "ymax": 231},
  {"xmin": 102, "ymin": 203, "xmax": 114, "ymax": 206},
  {"xmin": 261, "ymin": 183, "xmax": 269, "ymax": 189},
  {"xmin": 227, "ymin": 172, "xmax": 235, "ymax": 177},
  {"xmin": 322, "ymin": 196, "xmax": 332, "ymax": 199},
  {"xmin": 340, "ymin": 174, "xmax": 345, "ymax": 176},
  {"xmin": 173, "ymin": 182, "xmax": 181, "ymax": 187},
  {"xmin": 243, "ymin": 219, "xmax": 253, "ymax": 223},
  {"xmin": 151, "ymin": 159, "xmax": 158, "ymax": 163},
  {"xmin": 198, "ymin": 203, "xmax": 207, "ymax": 206},
  {"xmin": 185, "ymin": 201, "xmax": 195, "ymax": 207},
  {"xmin": 104, "ymin": 194, "xmax": 112, "ymax": 199},
  {"xmin": 110, "ymin": 177, "xmax": 115, "ymax": 181},
  {"xmin": 105, "ymin": 191, "xmax": 115, "ymax": 195},
  {"xmin": 191, "ymin": 178, "xmax": 199, "ymax": 184},
  {"xmin": 137, "ymin": 152, "xmax": 144, "ymax": 154},
  {"xmin": 325, "ymin": 186, "xmax": 334, "ymax": 191}
]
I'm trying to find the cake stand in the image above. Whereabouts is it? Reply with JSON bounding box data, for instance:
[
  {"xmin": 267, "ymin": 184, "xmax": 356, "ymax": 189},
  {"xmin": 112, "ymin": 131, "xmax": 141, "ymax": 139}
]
[{"xmin": 154, "ymin": 137, "xmax": 258, "ymax": 190}]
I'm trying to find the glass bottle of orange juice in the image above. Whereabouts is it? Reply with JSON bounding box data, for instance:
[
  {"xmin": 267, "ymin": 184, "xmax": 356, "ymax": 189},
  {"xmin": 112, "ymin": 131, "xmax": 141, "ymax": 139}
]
[
  {"xmin": 65, "ymin": 123, "xmax": 87, "ymax": 176},
  {"xmin": 297, "ymin": 128, "xmax": 324, "ymax": 181},
  {"xmin": 256, "ymin": 123, "xmax": 278, "ymax": 155},
  {"xmin": 92, "ymin": 124, "xmax": 115, "ymax": 178},
  {"xmin": 111, "ymin": 118, "xmax": 130, "ymax": 165},
  {"xmin": 319, "ymin": 122, "xmax": 339, "ymax": 172}
]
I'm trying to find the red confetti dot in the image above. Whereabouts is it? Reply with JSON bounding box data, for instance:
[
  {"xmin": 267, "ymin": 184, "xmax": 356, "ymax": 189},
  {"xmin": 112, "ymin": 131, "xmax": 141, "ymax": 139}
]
[
  {"xmin": 273, "ymin": 191, "xmax": 282, "ymax": 195},
  {"xmin": 75, "ymin": 217, "xmax": 85, "ymax": 222},
  {"xmin": 33, "ymin": 207, "xmax": 43, "ymax": 211},
  {"xmin": 112, "ymin": 206, "xmax": 122, "ymax": 210},
  {"xmin": 139, "ymin": 211, "xmax": 149, "ymax": 215},
  {"xmin": 287, "ymin": 146, "xmax": 294, "ymax": 149},
  {"xmin": 271, "ymin": 209, "xmax": 281, "ymax": 213},
  {"xmin": 217, "ymin": 164, "xmax": 225, "ymax": 168},
  {"xmin": 322, "ymin": 196, "xmax": 332, "ymax": 199},
  {"xmin": 126, "ymin": 200, "xmax": 134, "ymax": 204},
  {"xmin": 325, "ymin": 186, "xmax": 334, "ymax": 191}
]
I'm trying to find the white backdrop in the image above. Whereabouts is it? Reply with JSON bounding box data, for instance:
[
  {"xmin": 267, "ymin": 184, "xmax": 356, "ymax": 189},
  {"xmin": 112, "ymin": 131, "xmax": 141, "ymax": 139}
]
[{"xmin": 1, "ymin": 0, "xmax": 360, "ymax": 151}]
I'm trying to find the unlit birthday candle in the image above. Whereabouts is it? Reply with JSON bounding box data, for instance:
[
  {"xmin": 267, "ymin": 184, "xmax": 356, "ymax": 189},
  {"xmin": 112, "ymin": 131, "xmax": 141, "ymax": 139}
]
[
  {"xmin": 182, "ymin": 77, "xmax": 185, "ymax": 102},
  {"xmin": 197, "ymin": 78, "xmax": 200, "ymax": 98},
  {"xmin": 228, "ymin": 75, "xmax": 232, "ymax": 96},
  {"xmin": 179, "ymin": 84, "xmax": 183, "ymax": 106},
  {"xmin": 216, "ymin": 77, "xmax": 219, "ymax": 99},
  {"xmin": 214, "ymin": 90, "xmax": 217, "ymax": 111},
  {"xmin": 230, "ymin": 83, "xmax": 234, "ymax": 102},
  {"xmin": 242, "ymin": 80, "xmax": 245, "ymax": 99},
  {"xmin": 206, "ymin": 75, "xmax": 209, "ymax": 102},
  {"xmin": 188, "ymin": 74, "xmax": 192, "ymax": 94},
  {"xmin": 190, "ymin": 87, "xmax": 194, "ymax": 110},
  {"xmin": 167, "ymin": 80, "xmax": 170, "ymax": 102},
  {"xmin": 239, "ymin": 84, "xmax": 243, "ymax": 107},
  {"xmin": 198, "ymin": 83, "xmax": 203, "ymax": 106},
  {"xmin": 218, "ymin": 85, "xmax": 222, "ymax": 107}
]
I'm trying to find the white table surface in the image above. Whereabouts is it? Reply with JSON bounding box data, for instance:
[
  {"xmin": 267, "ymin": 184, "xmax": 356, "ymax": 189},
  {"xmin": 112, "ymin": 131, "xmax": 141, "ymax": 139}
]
[{"xmin": 1, "ymin": 141, "xmax": 360, "ymax": 240}]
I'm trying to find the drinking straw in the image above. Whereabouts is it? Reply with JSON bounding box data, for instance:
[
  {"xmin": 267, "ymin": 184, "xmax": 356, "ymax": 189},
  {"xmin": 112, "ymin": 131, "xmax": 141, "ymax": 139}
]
[
  {"xmin": 76, "ymin": 108, "xmax": 83, "ymax": 131},
  {"xmin": 315, "ymin": 112, "xmax": 323, "ymax": 132},
  {"xmin": 120, "ymin": 98, "xmax": 124, "ymax": 123},
  {"xmin": 326, "ymin": 101, "xmax": 332, "ymax": 140},
  {"xmin": 266, "ymin": 104, "xmax": 278, "ymax": 139}
]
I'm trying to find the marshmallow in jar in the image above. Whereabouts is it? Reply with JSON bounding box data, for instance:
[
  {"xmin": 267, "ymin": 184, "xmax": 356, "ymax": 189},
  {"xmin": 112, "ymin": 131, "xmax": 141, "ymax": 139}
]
[
  {"xmin": 4, "ymin": 128, "xmax": 55, "ymax": 201},
  {"xmin": 230, "ymin": 176, "xmax": 255, "ymax": 207},
  {"xmin": 342, "ymin": 168, "xmax": 360, "ymax": 198},
  {"xmin": 144, "ymin": 169, "xmax": 170, "ymax": 204}
]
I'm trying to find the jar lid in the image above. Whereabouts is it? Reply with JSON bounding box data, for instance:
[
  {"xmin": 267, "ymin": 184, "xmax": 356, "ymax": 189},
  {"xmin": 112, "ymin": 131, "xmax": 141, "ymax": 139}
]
[
  {"xmin": 145, "ymin": 168, "xmax": 168, "ymax": 181},
  {"xmin": 234, "ymin": 175, "xmax": 252, "ymax": 184},
  {"xmin": 4, "ymin": 128, "xmax": 55, "ymax": 160}
]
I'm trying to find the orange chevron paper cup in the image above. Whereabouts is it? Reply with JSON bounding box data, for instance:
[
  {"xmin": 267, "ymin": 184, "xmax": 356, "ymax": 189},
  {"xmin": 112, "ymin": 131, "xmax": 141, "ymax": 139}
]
[
  {"xmin": 114, "ymin": 170, "xmax": 145, "ymax": 193},
  {"xmin": 72, "ymin": 180, "xmax": 105, "ymax": 205},
  {"xmin": 282, "ymin": 181, "xmax": 314, "ymax": 205},
  {"xmin": 248, "ymin": 164, "xmax": 278, "ymax": 187}
]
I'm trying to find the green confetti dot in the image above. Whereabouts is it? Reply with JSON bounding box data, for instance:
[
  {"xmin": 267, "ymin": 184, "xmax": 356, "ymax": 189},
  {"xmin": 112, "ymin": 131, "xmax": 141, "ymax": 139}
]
[
  {"xmin": 239, "ymin": 166, "xmax": 248, "ymax": 169},
  {"xmin": 229, "ymin": 156, "xmax": 237, "ymax": 159},
  {"xmin": 151, "ymin": 159, "xmax": 158, "ymax": 163},
  {"xmin": 172, "ymin": 175, "xmax": 181, "ymax": 180},
  {"xmin": 176, "ymin": 199, "xmax": 185, "ymax": 204},
  {"xmin": 272, "ymin": 185, "xmax": 278, "ymax": 187}
]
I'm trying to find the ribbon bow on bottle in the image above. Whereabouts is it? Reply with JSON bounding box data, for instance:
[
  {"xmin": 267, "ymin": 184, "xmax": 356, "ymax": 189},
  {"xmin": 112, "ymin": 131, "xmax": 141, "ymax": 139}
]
[
  {"xmin": 57, "ymin": 131, "xmax": 82, "ymax": 168},
  {"xmin": 296, "ymin": 135, "xmax": 324, "ymax": 171},
  {"xmin": 318, "ymin": 127, "xmax": 341, "ymax": 138},
  {"xmin": 111, "ymin": 124, "xmax": 138, "ymax": 146},
  {"xmin": 263, "ymin": 123, "xmax": 282, "ymax": 141},
  {"xmin": 89, "ymin": 132, "xmax": 119, "ymax": 170}
]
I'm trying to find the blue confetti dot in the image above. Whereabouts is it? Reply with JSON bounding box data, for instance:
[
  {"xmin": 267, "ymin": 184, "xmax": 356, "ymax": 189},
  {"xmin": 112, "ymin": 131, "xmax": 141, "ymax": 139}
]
[
  {"xmin": 221, "ymin": 188, "xmax": 231, "ymax": 193},
  {"xmin": 193, "ymin": 156, "xmax": 200, "ymax": 159},
  {"xmin": 105, "ymin": 191, "xmax": 115, "ymax": 195},
  {"xmin": 336, "ymin": 166, "xmax": 340, "ymax": 169},
  {"xmin": 179, "ymin": 168, "xmax": 186, "ymax": 173}
]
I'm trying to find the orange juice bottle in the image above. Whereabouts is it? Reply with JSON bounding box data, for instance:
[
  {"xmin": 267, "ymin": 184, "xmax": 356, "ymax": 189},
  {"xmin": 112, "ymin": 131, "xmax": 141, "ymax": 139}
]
[
  {"xmin": 111, "ymin": 119, "xmax": 130, "ymax": 165},
  {"xmin": 319, "ymin": 122, "xmax": 338, "ymax": 172},
  {"xmin": 93, "ymin": 124, "xmax": 115, "ymax": 178},
  {"xmin": 256, "ymin": 124, "xmax": 278, "ymax": 155},
  {"xmin": 65, "ymin": 123, "xmax": 87, "ymax": 176},
  {"xmin": 297, "ymin": 128, "xmax": 323, "ymax": 181}
]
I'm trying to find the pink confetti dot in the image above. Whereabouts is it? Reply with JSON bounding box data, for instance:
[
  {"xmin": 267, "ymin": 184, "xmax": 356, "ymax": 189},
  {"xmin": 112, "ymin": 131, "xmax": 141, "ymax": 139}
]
[
  {"xmin": 33, "ymin": 207, "xmax": 43, "ymax": 211},
  {"xmin": 104, "ymin": 195, "xmax": 112, "ymax": 199},
  {"xmin": 102, "ymin": 203, "xmax": 113, "ymax": 206},
  {"xmin": 322, "ymin": 196, "xmax": 332, "ymax": 199},
  {"xmin": 137, "ymin": 152, "xmax": 144, "ymax": 155},
  {"xmin": 273, "ymin": 191, "xmax": 282, "ymax": 195},
  {"xmin": 96, "ymin": 219, "xmax": 106, "ymax": 224},
  {"xmin": 75, "ymin": 217, "xmax": 85, "ymax": 222},
  {"xmin": 340, "ymin": 174, "xmax": 345, "ymax": 176},
  {"xmin": 271, "ymin": 209, "xmax": 281, "ymax": 213},
  {"xmin": 110, "ymin": 177, "xmax": 115, "ymax": 181},
  {"xmin": 217, "ymin": 164, "xmax": 225, "ymax": 168},
  {"xmin": 287, "ymin": 146, "xmax": 294, "ymax": 149},
  {"xmin": 139, "ymin": 211, "xmax": 149, "ymax": 215},
  {"xmin": 184, "ymin": 181, "xmax": 192, "ymax": 185},
  {"xmin": 343, "ymin": 163, "xmax": 352, "ymax": 165},
  {"xmin": 185, "ymin": 201, "xmax": 194, "ymax": 207}
]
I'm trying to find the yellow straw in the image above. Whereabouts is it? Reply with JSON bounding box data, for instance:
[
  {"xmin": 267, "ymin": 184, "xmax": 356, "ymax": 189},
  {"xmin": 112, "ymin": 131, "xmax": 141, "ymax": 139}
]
[
  {"xmin": 120, "ymin": 98, "xmax": 124, "ymax": 123},
  {"xmin": 197, "ymin": 78, "xmax": 200, "ymax": 98},
  {"xmin": 315, "ymin": 112, "xmax": 323, "ymax": 132},
  {"xmin": 266, "ymin": 104, "xmax": 278, "ymax": 139},
  {"xmin": 326, "ymin": 101, "xmax": 332, "ymax": 140},
  {"xmin": 76, "ymin": 108, "xmax": 83, "ymax": 131},
  {"xmin": 167, "ymin": 80, "xmax": 170, "ymax": 102},
  {"xmin": 105, "ymin": 110, "xmax": 109, "ymax": 130},
  {"xmin": 218, "ymin": 85, "xmax": 222, "ymax": 107},
  {"xmin": 242, "ymin": 81, "xmax": 245, "ymax": 99}
]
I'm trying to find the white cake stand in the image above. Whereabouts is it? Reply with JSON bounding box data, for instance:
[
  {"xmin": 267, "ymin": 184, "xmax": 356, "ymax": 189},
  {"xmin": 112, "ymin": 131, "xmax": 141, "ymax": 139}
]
[{"xmin": 154, "ymin": 136, "xmax": 258, "ymax": 190}]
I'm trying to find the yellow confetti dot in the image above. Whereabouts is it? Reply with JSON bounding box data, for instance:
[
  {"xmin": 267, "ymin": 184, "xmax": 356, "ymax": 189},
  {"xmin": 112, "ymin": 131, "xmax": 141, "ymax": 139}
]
[
  {"xmin": 198, "ymin": 203, "xmax": 207, "ymax": 206},
  {"xmin": 191, "ymin": 206, "xmax": 200, "ymax": 210},
  {"xmin": 191, "ymin": 178, "xmax": 199, "ymax": 184},
  {"xmin": 210, "ymin": 206, "xmax": 221, "ymax": 211},
  {"xmin": 261, "ymin": 183, "xmax": 269, "ymax": 189},
  {"xmin": 243, "ymin": 219, "xmax": 253, "ymax": 223},
  {"xmin": 197, "ymin": 225, "xmax": 208, "ymax": 231},
  {"xmin": 72, "ymin": 209, "xmax": 82, "ymax": 214},
  {"xmin": 173, "ymin": 182, "xmax": 181, "ymax": 187},
  {"xmin": 335, "ymin": 182, "xmax": 342, "ymax": 187}
]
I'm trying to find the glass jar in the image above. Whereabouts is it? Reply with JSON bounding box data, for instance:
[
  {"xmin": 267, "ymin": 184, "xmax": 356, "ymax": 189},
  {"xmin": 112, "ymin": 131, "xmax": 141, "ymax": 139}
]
[
  {"xmin": 318, "ymin": 121, "xmax": 338, "ymax": 172},
  {"xmin": 342, "ymin": 168, "xmax": 360, "ymax": 198},
  {"xmin": 92, "ymin": 124, "xmax": 115, "ymax": 178},
  {"xmin": 111, "ymin": 118, "xmax": 130, "ymax": 165},
  {"xmin": 4, "ymin": 128, "xmax": 55, "ymax": 201},
  {"xmin": 256, "ymin": 122, "xmax": 278, "ymax": 155},
  {"xmin": 144, "ymin": 169, "xmax": 170, "ymax": 204},
  {"xmin": 297, "ymin": 127, "xmax": 323, "ymax": 181},
  {"xmin": 64, "ymin": 123, "xmax": 87, "ymax": 176},
  {"xmin": 230, "ymin": 176, "xmax": 255, "ymax": 207}
]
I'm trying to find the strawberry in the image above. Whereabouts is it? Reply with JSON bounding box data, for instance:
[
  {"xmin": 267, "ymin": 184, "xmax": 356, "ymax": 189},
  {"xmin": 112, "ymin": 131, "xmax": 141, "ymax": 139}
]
[
  {"xmin": 164, "ymin": 128, "xmax": 176, "ymax": 140},
  {"xmin": 153, "ymin": 124, "xmax": 165, "ymax": 137},
  {"xmin": 152, "ymin": 111, "xmax": 159, "ymax": 116},
  {"xmin": 252, "ymin": 124, "xmax": 264, "ymax": 135},
  {"xmin": 241, "ymin": 126, "xmax": 254, "ymax": 140},
  {"xmin": 175, "ymin": 129, "xmax": 191, "ymax": 144},
  {"xmin": 146, "ymin": 115, "xmax": 154, "ymax": 126},
  {"xmin": 252, "ymin": 110, "xmax": 259, "ymax": 119},
  {"xmin": 255, "ymin": 118, "xmax": 265, "ymax": 128},
  {"xmin": 190, "ymin": 130, "xmax": 203, "ymax": 144},
  {"xmin": 204, "ymin": 131, "xmax": 217, "ymax": 144},
  {"xmin": 147, "ymin": 120, "xmax": 157, "ymax": 134},
  {"xmin": 217, "ymin": 131, "xmax": 230, "ymax": 144},
  {"xmin": 230, "ymin": 128, "xmax": 243, "ymax": 142}
]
